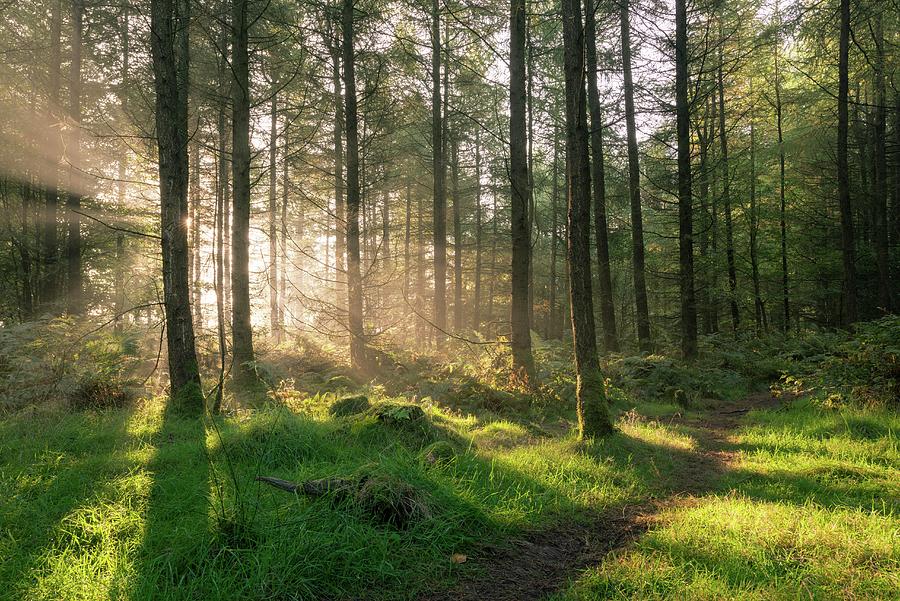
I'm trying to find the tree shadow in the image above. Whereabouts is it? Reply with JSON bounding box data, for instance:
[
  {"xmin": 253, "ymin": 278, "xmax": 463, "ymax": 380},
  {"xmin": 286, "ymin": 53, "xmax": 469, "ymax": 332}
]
[
  {"xmin": 127, "ymin": 407, "xmax": 210, "ymax": 599},
  {"xmin": 0, "ymin": 408, "xmax": 136, "ymax": 598}
]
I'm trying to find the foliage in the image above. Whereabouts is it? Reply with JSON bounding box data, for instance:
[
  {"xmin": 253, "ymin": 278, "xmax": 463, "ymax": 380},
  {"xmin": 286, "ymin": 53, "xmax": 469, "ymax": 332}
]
[
  {"xmin": 0, "ymin": 317, "xmax": 142, "ymax": 413},
  {"xmin": 782, "ymin": 316, "xmax": 900, "ymax": 408}
]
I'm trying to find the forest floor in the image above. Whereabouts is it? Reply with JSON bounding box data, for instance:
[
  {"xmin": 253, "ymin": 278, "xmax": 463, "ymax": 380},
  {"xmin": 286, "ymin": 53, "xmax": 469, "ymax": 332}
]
[
  {"xmin": 1, "ymin": 334, "xmax": 898, "ymax": 600},
  {"xmin": 422, "ymin": 391, "xmax": 785, "ymax": 601}
]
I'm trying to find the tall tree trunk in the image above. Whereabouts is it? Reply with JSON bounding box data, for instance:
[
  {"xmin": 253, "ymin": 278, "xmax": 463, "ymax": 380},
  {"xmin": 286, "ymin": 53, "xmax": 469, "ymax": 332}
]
[
  {"xmin": 696, "ymin": 96, "xmax": 712, "ymax": 335},
  {"xmin": 450, "ymin": 129, "xmax": 463, "ymax": 332},
  {"xmin": 510, "ymin": 0, "xmax": 535, "ymax": 380},
  {"xmin": 329, "ymin": 16, "xmax": 346, "ymax": 313},
  {"xmin": 65, "ymin": 0, "xmax": 84, "ymax": 313},
  {"xmin": 563, "ymin": 0, "xmax": 611, "ymax": 437},
  {"xmin": 774, "ymin": 15, "xmax": 789, "ymax": 331},
  {"xmin": 231, "ymin": 0, "xmax": 256, "ymax": 382},
  {"xmin": 343, "ymin": 0, "xmax": 367, "ymax": 371},
  {"xmin": 749, "ymin": 113, "xmax": 764, "ymax": 334},
  {"xmin": 213, "ymin": 13, "xmax": 229, "ymax": 412},
  {"xmin": 675, "ymin": 0, "xmax": 697, "ymax": 359},
  {"xmin": 41, "ymin": 0, "xmax": 63, "ymax": 307},
  {"xmin": 190, "ymin": 136, "xmax": 202, "ymax": 329},
  {"xmin": 114, "ymin": 6, "xmax": 129, "ymax": 332},
  {"xmin": 872, "ymin": 11, "xmax": 890, "ymax": 314},
  {"xmin": 431, "ymin": 0, "xmax": 447, "ymax": 346},
  {"xmin": 150, "ymin": 0, "xmax": 203, "ymax": 408},
  {"xmin": 488, "ymin": 188, "xmax": 498, "ymax": 330},
  {"xmin": 416, "ymin": 181, "xmax": 427, "ymax": 341},
  {"xmin": 473, "ymin": 129, "xmax": 483, "ymax": 331},
  {"xmin": 837, "ymin": 0, "xmax": 857, "ymax": 325},
  {"xmin": 585, "ymin": 0, "xmax": 618, "ymax": 353},
  {"xmin": 717, "ymin": 35, "xmax": 740, "ymax": 332},
  {"xmin": 269, "ymin": 94, "xmax": 280, "ymax": 340},
  {"xmin": 620, "ymin": 0, "xmax": 651, "ymax": 351},
  {"xmin": 403, "ymin": 172, "xmax": 412, "ymax": 305},
  {"xmin": 548, "ymin": 126, "xmax": 560, "ymax": 339},
  {"xmin": 280, "ymin": 128, "xmax": 288, "ymax": 333}
]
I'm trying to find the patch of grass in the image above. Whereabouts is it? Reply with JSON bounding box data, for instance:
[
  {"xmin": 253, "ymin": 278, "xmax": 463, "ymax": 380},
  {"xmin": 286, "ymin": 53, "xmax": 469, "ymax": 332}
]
[
  {"xmin": 0, "ymin": 383, "xmax": 691, "ymax": 600},
  {"xmin": 554, "ymin": 400, "xmax": 900, "ymax": 600}
]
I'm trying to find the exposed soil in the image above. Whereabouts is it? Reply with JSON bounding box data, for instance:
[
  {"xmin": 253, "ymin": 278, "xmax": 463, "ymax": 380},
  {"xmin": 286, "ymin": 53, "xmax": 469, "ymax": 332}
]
[{"xmin": 419, "ymin": 392, "xmax": 782, "ymax": 601}]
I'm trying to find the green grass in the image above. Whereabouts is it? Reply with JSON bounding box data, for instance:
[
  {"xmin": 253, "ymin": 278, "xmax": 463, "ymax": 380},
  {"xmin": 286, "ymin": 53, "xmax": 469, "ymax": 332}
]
[
  {"xmin": 0, "ymin": 390, "xmax": 694, "ymax": 601},
  {"xmin": 1, "ymin": 354, "xmax": 897, "ymax": 600},
  {"xmin": 554, "ymin": 400, "xmax": 900, "ymax": 600}
]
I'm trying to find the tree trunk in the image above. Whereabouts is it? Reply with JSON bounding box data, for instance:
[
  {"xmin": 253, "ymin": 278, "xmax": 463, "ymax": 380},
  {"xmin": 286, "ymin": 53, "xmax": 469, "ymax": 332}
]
[
  {"xmin": 837, "ymin": 0, "xmax": 857, "ymax": 325},
  {"xmin": 114, "ymin": 7, "xmax": 129, "ymax": 332},
  {"xmin": 585, "ymin": 0, "xmax": 618, "ymax": 353},
  {"xmin": 563, "ymin": 0, "xmax": 611, "ymax": 437},
  {"xmin": 269, "ymin": 94, "xmax": 280, "ymax": 341},
  {"xmin": 431, "ymin": 0, "xmax": 447, "ymax": 347},
  {"xmin": 41, "ymin": 0, "xmax": 63, "ymax": 307},
  {"xmin": 620, "ymin": 0, "xmax": 651, "ymax": 352},
  {"xmin": 548, "ymin": 126, "xmax": 560, "ymax": 339},
  {"xmin": 872, "ymin": 11, "xmax": 890, "ymax": 314},
  {"xmin": 329, "ymin": 17, "xmax": 346, "ymax": 313},
  {"xmin": 510, "ymin": 0, "xmax": 535, "ymax": 379},
  {"xmin": 473, "ymin": 129, "xmax": 483, "ymax": 331},
  {"xmin": 403, "ymin": 172, "xmax": 412, "ymax": 306},
  {"xmin": 675, "ymin": 0, "xmax": 697, "ymax": 359},
  {"xmin": 343, "ymin": 0, "xmax": 367, "ymax": 371},
  {"xmin": 450, "ymin": 129, "xmax": 462, "ymax": 332},
  {"xmin": 231, "ymin": 0, "xmax": 256, "ymax": 382},
  {"xmin": 749, "ymin": 112, "xmax": 764, "ymax": 334},
  {"xmin": 774, "ymin": 16, "xmax": 789, "ymax": 331},
  {"xmin": 65, "ymin": 0, "xmax": 84, "ymax": 314},
  {"xmin": 717, "ymin": 35, "xmax": 740, "ymax": 332},
  {"xmin": 150, "ymin": 0, "xmax": 203, "ymax": 408},
  {"xmin": 190, "ymin": 136, "xmax": 202, "ymax": 329}
]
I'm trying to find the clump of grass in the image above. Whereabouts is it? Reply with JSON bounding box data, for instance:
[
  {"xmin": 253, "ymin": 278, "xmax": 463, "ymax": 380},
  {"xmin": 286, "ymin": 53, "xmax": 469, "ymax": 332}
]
[{"xmin": 328, "ymin": 394, "xmax": 370, "ymax": 417}]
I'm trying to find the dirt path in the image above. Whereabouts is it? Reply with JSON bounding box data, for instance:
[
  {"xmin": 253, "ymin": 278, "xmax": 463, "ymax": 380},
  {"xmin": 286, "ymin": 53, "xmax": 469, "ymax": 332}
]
[{"xmin": 419, "ymin": 392, "xmax": 781, "ymax": 601}]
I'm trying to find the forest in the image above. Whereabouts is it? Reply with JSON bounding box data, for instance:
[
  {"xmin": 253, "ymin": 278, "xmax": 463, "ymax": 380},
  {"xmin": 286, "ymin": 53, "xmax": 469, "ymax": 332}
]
[{"xmin": 0, "ymin": 0, "xmax": 898, "ymax": 598}]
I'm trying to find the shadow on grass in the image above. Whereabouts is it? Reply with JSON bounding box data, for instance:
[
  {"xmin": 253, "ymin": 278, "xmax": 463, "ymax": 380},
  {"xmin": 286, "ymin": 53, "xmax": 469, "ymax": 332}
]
[
  {"xmin": 0, "ymin": 408, "xmax": 136, "ymax": 598},
  {"xmin": 127, "ymin": 406, "xmax": 210, "ymax": 600}
]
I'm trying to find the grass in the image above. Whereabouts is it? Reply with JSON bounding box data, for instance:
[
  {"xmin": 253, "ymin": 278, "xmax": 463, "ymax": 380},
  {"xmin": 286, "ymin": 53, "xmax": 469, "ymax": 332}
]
[
  {"xmin": 1, "ymin": 327, "xmax": 897, "ymax": 600},
  {"xmin": 554, "ymin": 399, "xmax": 900, "ymax": 600},
  {"xmin": 0, "ymin": 387, "xmax": 695, "ymax": 601}
]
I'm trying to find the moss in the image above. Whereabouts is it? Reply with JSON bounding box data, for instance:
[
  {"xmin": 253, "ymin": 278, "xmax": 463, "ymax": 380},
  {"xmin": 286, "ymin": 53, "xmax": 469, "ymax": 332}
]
[
  {"xmin": 577, "ymin": 368, "xmax": 614, "ymax": 439},
  {"xmin": 168, "ymin": 380, "xmax": 204, "ymax": 416},
  {"xmin": 329, "ymin": 395, "xmax": 371, "ymax": 417}
]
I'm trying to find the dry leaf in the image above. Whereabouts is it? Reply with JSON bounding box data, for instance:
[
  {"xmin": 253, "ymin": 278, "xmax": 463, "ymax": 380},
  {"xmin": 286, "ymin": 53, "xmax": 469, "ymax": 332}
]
[{"xmin": 450, "ymin": 553, "xmax": 467, "ymax": 564}]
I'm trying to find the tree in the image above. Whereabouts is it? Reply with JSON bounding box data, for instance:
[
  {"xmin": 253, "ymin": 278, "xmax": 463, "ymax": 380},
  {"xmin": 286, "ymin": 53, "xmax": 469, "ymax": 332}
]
[
  {"xmin": 836, "ymin": 0, "xmax": 856, "ymax": 325},
  {"xmin": 510, "ymin": 0, "xmax": 535, "ymax": 381},
  {"xmin": 343, "ymin": 0, "xmax": 367, "ymax": 371},
  {"xmin": 231, "ymin": 0, "xmax": 256, "ymax": 382},
  {"xmin": 675, "ymin": 0, "xmax": 697, "ymax": 359},
  {"xmin": 585, "ymin": 0, "xmax": 618, "ymax": 353},
  {"xmin": 149, "ymin": 0, "xmax": 203, "ymax": 407},
  {"xmin": 431, "ymin": 0, "xmax": 447, "ymax": 347},
  {"xmin": 65, "ymin": 0, "xmax": 85, "ymax": 313},
  {"xmin": 562, "ymin": 0, "xmax": 612, "ymax": 437},
  {"xmin": 620, "ymin": 0, "xmax": 651, "ymax": 352}
]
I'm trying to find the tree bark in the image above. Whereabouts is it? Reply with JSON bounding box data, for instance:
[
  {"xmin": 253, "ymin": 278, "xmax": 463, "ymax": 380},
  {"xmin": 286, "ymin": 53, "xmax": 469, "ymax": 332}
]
[
  {"xmin": 774, "ymin": 14, "xmax": 789, "ymax": 331},
  {"xmin": 872, "ymin": 11, "xmax": 890, "ymax": 314},
  {"xmin": 269, "ymin": 93, "xmax": 280, "ymax": 340},
  {"xmin": 562, "ymin": 0, "xmax": 612, "ymax": 437},
  {"xmin": 585, "ymin": 0, "xmax": 618, "ymax": 353},
  {"xmin": 450, "ymin": 129, "xmax": 463, "ymax": 332},
  {"xmin": 717, "ymin": 35, "xmax": 740, "ymax": 332},
  {"xmin": 431, "ymin": 0, "xmax": 447, "ymax": 347},
  {"xmin": 343, "ymin": 0, "xmax": 367, "ymax": 371},
  {"xmin": 837, "ymin": 0, "xmax": 857, "ymax": 325},
  {"xmin": 41, "ymin": 0, "xmax": 63, "ymax": 307},
  {"xmin": 150, "ymin": 0, "xmax": 203, "ymax": 408},
  {"xmin": 231, "ymin": 0, "xmax": 256, "ymax": 381},
  {"xmin": 473, "ymin": 129, "xmax": 483, "ymax": 331},
  {"xmin": 65, "ymin": 0, "xmax": 84, "ymax": 313},
  {"xmin": 510, "ymin": 0, "xmax": 535, "ymax": 380},
  {"xmin": 620, "ymin": 0, "xmax": 651, "ymax": 352}
]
